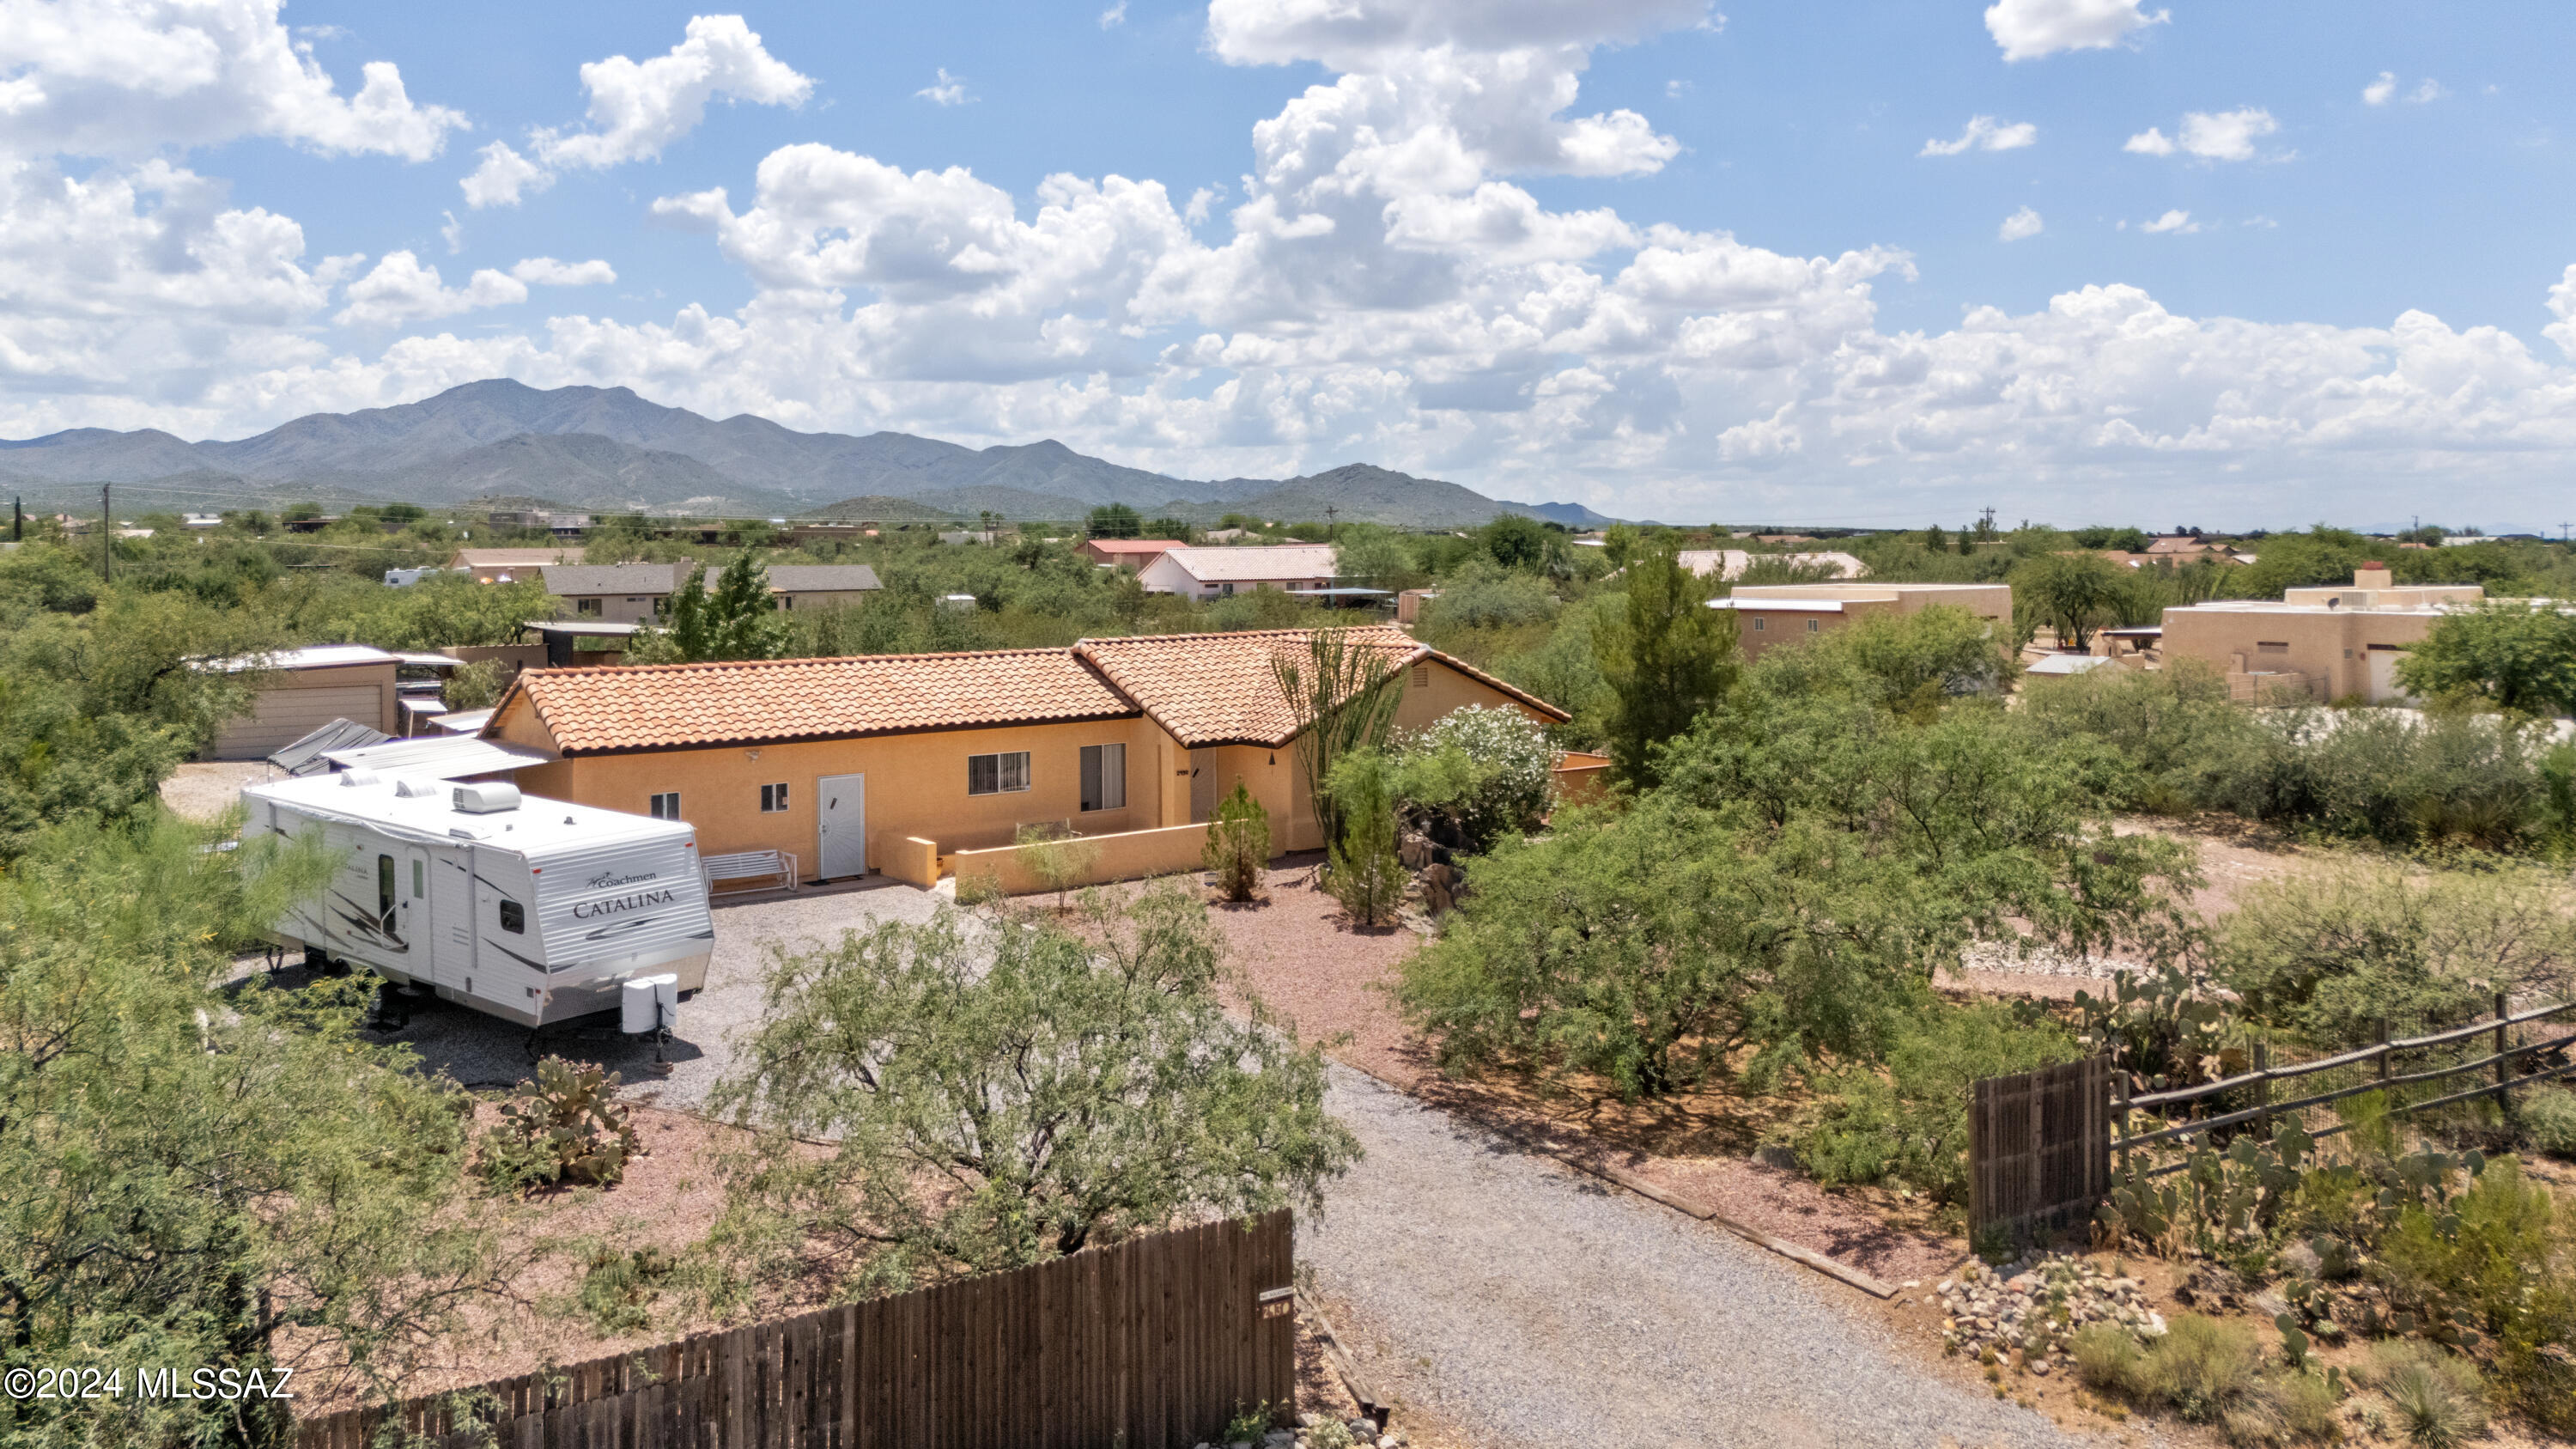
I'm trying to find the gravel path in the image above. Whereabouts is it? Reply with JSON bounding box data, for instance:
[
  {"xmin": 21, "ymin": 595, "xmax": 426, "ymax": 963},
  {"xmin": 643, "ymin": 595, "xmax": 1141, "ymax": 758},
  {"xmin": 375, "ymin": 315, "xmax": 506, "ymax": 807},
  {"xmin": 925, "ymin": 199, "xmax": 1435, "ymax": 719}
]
[{"xmin": 1303, "ymin": 1064, "xmax": 2106, "ymax": 1449}]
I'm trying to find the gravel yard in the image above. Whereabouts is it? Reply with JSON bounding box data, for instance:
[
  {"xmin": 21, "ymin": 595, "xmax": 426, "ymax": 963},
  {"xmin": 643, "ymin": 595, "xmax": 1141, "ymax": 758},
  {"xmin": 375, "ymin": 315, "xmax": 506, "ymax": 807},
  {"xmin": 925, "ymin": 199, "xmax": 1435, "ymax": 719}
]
[
  {"xmin": 364, "ymin": 877, "xmax": 950, "ymax": 1104},
  {"xmin": 1303, "ymin": 1065, "xmax": 2109, "ymax": 1449},
  {"xmin": 161, "ymin": 759, "xmax": 276, "ymax": 820}
]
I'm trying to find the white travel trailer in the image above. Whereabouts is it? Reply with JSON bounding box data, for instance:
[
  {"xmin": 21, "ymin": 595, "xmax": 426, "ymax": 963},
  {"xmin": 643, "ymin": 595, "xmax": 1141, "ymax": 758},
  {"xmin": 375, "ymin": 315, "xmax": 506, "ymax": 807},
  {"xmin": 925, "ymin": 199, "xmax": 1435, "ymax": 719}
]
[{"xmin": 243, "ymin": 773, "xmax": 714, "ymax": 1028}]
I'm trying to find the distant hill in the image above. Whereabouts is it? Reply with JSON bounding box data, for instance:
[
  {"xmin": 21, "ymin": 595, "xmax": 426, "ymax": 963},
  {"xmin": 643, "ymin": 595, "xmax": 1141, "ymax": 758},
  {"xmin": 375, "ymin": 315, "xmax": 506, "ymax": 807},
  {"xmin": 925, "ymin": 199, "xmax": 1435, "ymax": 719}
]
[
  {"xmin": 795, "ymin": 494, "xmax": 964, "ymax": 522},
  {"xmin": 0, "ymin": 379, "xmax": 1623, "ymax": 529}
]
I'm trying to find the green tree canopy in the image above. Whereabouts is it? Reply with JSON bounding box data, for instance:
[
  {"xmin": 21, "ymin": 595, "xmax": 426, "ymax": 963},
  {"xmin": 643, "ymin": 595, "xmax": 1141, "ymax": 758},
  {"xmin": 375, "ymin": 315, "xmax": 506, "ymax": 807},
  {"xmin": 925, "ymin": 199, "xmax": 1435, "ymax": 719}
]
[
  {"xmin": 3, "ymin": 819, "xmax": 495, "ymax": 1445},
  {"xmin": 635, "ymin": 551, "xmax": 787, "ymax": 663},
  {"xmin": 1597, "ymin": 536, "xmax": 1733, "ymax": 787},
  {"xmin": 2394, "ymin": 601, "xmax": 2576, "ymax": 716},
  {"xmin": 1084, "ymin": 503, "xmax": 1143, "ymax": 539},
  {"xmin": 2014, "ymin": 551, "xmax": 2129, "ymax": 651},
  {"xmin": 708, "ymin": 886, "xmax": 1355, "ymax": 1289}
]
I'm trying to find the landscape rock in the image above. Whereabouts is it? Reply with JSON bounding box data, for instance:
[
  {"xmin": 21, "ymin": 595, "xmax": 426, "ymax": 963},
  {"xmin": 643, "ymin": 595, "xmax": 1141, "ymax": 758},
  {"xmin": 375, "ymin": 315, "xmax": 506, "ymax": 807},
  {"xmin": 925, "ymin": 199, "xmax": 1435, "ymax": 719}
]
[{"xmin": 1935, "ymin": 1253, "xmax": 2165, "ymax": 1363}]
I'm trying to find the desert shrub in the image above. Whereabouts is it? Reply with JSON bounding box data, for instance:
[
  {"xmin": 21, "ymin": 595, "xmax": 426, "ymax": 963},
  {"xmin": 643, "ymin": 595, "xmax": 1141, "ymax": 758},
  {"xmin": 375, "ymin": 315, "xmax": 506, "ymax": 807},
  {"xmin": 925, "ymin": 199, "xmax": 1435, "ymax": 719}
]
[
  {"xmin": 1795, "ymin": 1000, "xmax": 2077, "ymax": 1202},
  {"xmin": 2139, "ymin": 1314, "xmax": 2264, "ymax": 1425},
  {"xmin": 482, "ymin": 1057, "xmax": 640, "ymax": 1192},
  {"xmin": 2262, "ymin": 1372, "xmax": 2342, "ymax": 1446},
  {"xmin": 2205, "ymin": 709, "xmax": 2554, "ymax": 851},
  {"xmin": 1324, "ymin": 750, "xmax": 1406, "ymax": 927},
  {"xmin": 1421, "ymin": 558, "xmax": 1560, "ymax": 631},
  {"xmin": 2369, "ymin": 1341, "xmax": 2488, "ymax": 1449},
  {"xmin": 1013, "ymin": 820, "xmax": 1102, "ymax": 911},
  {"xmin": 577, "ymin": 1245, "xmax": 679, "ymax": 1334},
  {"xmin": 1201, "ymin": 782, "xmax": 1271, "ymax": 902},
  {"xmin": 2217, "ymin": 862, "xmax": 2576, "ymax": 1050},
  {"xmin": 1389, "ymin": 703, "xmax": 1555, "ymax": 856},
  {"xmin": 953, "ymin": 871, "xmax": 1005, "ymax": 906},
  {"xmin": 2072, "ymin": 1322, "xmax": 2146, "ymax": 1392},
  {"xmin": 2523, "ymin": 1085, "xmax": 2576, "ymax": 1159},
  {"xmin": 2019, "ymin": 659, "xmax": 2261, "ymax": 813}
]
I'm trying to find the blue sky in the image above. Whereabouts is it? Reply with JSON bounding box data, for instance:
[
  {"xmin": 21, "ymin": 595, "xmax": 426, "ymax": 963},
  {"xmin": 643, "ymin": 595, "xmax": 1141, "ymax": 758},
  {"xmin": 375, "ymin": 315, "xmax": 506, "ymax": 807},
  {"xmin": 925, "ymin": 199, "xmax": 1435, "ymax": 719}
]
[{"xmin": 8, "ymin": 0, "xmax": 2576, "ymax": 527}]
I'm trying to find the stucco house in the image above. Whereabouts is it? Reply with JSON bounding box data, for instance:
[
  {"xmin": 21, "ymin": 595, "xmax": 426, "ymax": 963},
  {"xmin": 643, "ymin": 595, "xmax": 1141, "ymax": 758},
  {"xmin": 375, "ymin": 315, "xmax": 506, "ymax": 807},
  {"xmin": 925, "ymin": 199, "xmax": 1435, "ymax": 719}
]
[
  {"xmin": 539, "ymin": 561, "xmax": 883, "ymax": 621},
  {"xmin": 1078, "ymin": 539, "xmax": 1187, "ymax": 571},
  {"xmin": 450, "ymin": 546, "xmax": 579, "ymax": 583},
  {"xmin": 1676, "ymin": 549, "xmax": 1866, "ymax": 581},
  {"xmin": 1136, "ymin": 545, "xmax": 1338, "ymax": 600},
  {"xmin": 1710, "ymin": 581, "xmax": 2013, "ymax": 661},
  {"xmin": 2160, "ymin": 564, "xmax": 2489, "ymax": 703},
  {"xmin": 481, "ymin": 625, "xmax": 1564, "ymax": 886}
]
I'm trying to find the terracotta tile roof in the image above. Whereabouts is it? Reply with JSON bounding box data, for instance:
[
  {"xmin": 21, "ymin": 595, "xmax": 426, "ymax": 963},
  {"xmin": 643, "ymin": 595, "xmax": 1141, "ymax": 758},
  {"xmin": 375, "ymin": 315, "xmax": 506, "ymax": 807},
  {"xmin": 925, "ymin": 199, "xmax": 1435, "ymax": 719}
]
[
  {"xmin": 1072, "ymin": 626, "xmax": 1567, "ymax": 747},
  {"xmin": 492, "ymin": 628, "xmax": 1568, "ymax": 756},
  {"xmin": 498, "ymin": 649, "xmax": 1137, "ymax": 754}
]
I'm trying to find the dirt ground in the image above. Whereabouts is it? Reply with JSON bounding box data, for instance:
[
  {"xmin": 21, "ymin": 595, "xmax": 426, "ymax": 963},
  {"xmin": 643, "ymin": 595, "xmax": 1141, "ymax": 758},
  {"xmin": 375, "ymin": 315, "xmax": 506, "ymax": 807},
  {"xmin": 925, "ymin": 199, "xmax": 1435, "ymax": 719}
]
[{"xmin": 160, "ymin": 759, "xmax": 276, "ymax": 820}]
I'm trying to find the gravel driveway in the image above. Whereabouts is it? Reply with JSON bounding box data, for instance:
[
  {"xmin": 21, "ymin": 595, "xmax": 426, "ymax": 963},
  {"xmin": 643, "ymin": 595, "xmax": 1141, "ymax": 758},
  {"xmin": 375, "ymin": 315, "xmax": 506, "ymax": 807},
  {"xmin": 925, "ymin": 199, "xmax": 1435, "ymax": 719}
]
[
  {"xmin": 1303, "ymin": 1064, "xmax": 2108, "ymax": 1449},
  {"xmin": 374, "ymin": 879, "xmax": 949, "ymax": 1107}
]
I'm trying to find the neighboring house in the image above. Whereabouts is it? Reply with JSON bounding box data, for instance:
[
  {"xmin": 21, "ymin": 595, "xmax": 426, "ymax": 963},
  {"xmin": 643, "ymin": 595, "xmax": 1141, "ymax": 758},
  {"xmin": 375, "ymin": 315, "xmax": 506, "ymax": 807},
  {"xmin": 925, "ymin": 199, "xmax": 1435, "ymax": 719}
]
[
  {"xmin": 483, "ymin": 625, "xmax": 1566, "ymax": 883},
  {"xmin": 1079, "ymin": 539, "xmax": 1188, "ymax": 571},
  {"xmin": 2160, "ymin": 564, "xmax": 2490, "ymax": 703},
  {"xmin": 451, "ymin": 546, "xmax": 579, "ymax": 582},
  {"xmin": 202, "ymin": 644, "xmax": 407, "ymax": 760},
  {"xmin": 542, "ymin": 563, "xmax": 687, "ymax": 622},
  {"xmin": 1676, "ymin": 549, "xmax": 1865, "ymax": 581},
  {"xmin": 762, "ymin": 564, "xmax": 884, "ymax": 610},
  {"xmin": 1711, "ymin": 581, "xmax": 2013, "ymax": 661},
  {"xmin": 1136, "ymin": 545, "xmax": 1339, "ymax": 600}
]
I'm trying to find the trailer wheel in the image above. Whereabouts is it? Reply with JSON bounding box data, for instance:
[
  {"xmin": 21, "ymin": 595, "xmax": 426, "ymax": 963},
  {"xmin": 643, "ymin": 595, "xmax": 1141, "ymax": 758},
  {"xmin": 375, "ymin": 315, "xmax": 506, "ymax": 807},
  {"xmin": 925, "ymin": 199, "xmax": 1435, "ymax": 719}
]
[{"xmin": 364, "ymin": 983, "xmax": 410, "ymax": 1032}]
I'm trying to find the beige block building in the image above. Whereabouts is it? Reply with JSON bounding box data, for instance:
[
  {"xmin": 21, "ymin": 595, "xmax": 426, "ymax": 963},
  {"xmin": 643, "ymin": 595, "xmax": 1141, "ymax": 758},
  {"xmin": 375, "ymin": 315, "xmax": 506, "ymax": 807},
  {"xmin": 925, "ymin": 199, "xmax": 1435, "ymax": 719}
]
[
  {"xmin": 1711, "ymin": 581, "xmax": 2013, "ymax": 661},
  {"xmin": 2160, "ymin": 565, "xmax": 2486, "ymax": 703}
]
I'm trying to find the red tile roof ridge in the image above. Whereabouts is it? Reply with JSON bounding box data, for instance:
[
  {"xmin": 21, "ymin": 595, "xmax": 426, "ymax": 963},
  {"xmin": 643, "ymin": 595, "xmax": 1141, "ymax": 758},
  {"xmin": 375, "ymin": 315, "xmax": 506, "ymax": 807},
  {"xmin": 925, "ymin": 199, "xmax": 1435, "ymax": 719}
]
[{"xmin": 519, "ymin": 646, "xmax": 1080, "ymax": 678}]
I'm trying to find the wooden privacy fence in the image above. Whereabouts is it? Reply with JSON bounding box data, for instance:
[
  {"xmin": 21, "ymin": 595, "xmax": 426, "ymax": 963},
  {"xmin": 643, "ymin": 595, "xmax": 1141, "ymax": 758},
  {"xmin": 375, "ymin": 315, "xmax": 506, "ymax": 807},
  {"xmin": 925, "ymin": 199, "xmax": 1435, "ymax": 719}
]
[
  {"xmin": 1967, "ymin": 1055, "xmax": 2111, "ymax": 1239},
  {"xmin": 1966, "ymin": 997, "xmax": 2576, "ymax": 1238},
  {"xmin": 295, "ymin": 1211, "xmax": 1295, "ymax": 1449}
]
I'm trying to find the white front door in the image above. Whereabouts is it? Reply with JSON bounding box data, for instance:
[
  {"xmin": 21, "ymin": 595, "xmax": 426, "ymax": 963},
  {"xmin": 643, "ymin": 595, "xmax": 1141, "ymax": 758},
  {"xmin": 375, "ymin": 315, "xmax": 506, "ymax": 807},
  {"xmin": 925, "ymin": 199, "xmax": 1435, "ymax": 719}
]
[{"xmin": 817, "ymin": 773, "xmax": 866, "ymax": 879}]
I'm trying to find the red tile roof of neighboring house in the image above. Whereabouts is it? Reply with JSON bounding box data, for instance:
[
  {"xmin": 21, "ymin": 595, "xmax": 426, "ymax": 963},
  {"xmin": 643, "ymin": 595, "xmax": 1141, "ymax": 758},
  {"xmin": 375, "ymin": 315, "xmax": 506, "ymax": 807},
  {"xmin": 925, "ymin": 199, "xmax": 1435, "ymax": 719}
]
[
  {"xmin": 491, "ymin": 627, "xmax": 1568, "ymax": 756},
  {"xmin": 1072, "ymin": 626, "xmax": 1567, "ymax": 747},
  {"xmin": 495, "ymin": 649, "xmax": 1137, "ymax": 754}
]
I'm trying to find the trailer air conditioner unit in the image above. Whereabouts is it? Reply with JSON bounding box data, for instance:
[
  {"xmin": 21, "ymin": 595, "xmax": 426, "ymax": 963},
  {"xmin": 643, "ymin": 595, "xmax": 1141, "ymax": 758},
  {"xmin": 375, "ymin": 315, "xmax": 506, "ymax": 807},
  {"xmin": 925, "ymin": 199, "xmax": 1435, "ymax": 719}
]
[{"xmin": 452, "ymin": 781, "xmax": 521, "ymax": 813}]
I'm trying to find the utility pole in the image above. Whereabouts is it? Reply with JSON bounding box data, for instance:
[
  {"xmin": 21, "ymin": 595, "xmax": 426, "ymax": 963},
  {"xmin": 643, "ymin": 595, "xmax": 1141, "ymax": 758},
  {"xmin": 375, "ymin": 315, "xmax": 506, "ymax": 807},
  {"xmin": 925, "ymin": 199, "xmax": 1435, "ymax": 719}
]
[
  {"xmin": 1324, "ymin": 503, "xmax": 1339, "ymax": 539},
  {"xmin": 11, "ymin": 495, "xmax": 20, "ymax": 542},
  {"xmin": 100, "ymin": 483, "xmax": 110, "ymax": 583}
]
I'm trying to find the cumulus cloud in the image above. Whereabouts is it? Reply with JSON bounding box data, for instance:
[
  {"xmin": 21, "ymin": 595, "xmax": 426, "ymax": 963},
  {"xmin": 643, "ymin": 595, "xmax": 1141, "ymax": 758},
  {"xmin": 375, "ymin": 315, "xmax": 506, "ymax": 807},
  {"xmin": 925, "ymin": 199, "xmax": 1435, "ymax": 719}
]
[
  {"xmin": 2364, "ymin": 71, "xmax": 2397, "ymax": 106},
  {"xmin": 1099, "ymin": 1, "xmax": 1127, "ymax": 27},
  {"xmin": 19, "ymin": 0, "xmax": 2576, "ymax": 527},
  {"xmin": 1921, "ymin": 116, "xmax": 2038, "ymax": 156},
  {"xmin": 0, "ymin": 0, "xmax": 465, "ymax": 160},
  {"xmin": 461, "ymin": 15, "xmax": 811, "ymax": 207},
  {"xmin": 440, "ymin": 210, "xmax": 464, "ymax": 254},
  {"xmin": 2139, "ymin": 209, "xmax": 2197, "ymax": 234},
  {"xmin": 915, "ymin": 68, "xmax": 971, "ymax": 106},
  {"xmin": 1999, "ymin": 206, "xmax": 2044, "ymax": 241},
  {"xmin": 1984, "ymin": 0, "xmax": 2168, "ymax": 62},
  {"xmin": 2126, "ymin": 107, "xmax": 2279, "ymax": 162},
  {"xmin": 2408, "ymin": 79, "xmax": 2444, "ymax": 104},
  {"xmin": 509, "ymin": 256, "xmax": 617, "ymax": 286},
  {"xmin": 334, "ymin": 251, "xmax": 526, "ymax": 326}
]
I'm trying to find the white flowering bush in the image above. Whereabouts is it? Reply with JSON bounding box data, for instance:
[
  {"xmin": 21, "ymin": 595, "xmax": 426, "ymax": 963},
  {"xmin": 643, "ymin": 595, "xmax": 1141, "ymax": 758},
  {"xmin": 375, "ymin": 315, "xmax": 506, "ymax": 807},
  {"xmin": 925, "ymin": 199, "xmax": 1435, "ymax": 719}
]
[{"xmin": 1392, "ymin": 704, "xmax": 1556, "ymax": 855}]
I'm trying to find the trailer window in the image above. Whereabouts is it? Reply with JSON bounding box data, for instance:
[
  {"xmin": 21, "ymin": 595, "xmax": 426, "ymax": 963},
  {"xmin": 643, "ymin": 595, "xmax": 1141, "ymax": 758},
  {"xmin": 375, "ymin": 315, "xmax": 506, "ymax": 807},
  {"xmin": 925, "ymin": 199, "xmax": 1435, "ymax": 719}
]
[
  {"xmin": 377, "ymin": 855, "xmax": 396, "ymax": 933},
  {"xmin": 499, "ymin": 899, "xmax": 526, "ymax": 934},
  {"xmin": 411, "ymin": 858, "xmax": 425, "ymax": 898}
]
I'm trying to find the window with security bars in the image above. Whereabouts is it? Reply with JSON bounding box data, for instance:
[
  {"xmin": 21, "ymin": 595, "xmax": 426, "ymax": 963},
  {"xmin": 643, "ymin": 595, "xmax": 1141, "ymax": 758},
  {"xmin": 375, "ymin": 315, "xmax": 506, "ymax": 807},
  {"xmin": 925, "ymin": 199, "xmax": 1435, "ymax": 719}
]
[{"xmin": 968, "ymin": 752, "xmax": 1031, "ymax": 795}]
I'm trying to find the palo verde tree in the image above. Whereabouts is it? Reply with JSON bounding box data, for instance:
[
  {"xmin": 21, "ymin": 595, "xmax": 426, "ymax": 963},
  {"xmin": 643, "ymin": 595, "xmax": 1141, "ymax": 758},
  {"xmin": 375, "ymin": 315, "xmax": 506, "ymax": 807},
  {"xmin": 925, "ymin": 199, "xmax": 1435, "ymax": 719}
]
[
  {"xmin": 707, "ymin": 884, "xmax": 1356, "ymax": 1291},
  {"xmin": 2, "ymin": 819, "xmax": 497, "ymax": 1449},
  {"xmin": 1271, "ymin": 628, "xmax": 1407, "ymax": 856},
  {"xmin": 1596, "ymin": 534, "xmax": 1734, "ymax": 788}
]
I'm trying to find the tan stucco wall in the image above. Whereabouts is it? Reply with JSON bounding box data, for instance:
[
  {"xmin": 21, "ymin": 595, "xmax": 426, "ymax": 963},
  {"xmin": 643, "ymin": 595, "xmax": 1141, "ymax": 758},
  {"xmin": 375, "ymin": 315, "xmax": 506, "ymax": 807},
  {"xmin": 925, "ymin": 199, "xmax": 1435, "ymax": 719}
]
[
  {"xmin": 493, "ymin": 652, "xmax": 1557, "ymax": 878},
  {"xmin": 777, "ymin": 590, "xmax": 872, "ymax": 611},
  {"xmin": 2160, "ymin": 606, "xmax": 2439, "ymax": 703},
  {"xmin": 951, "ymin": 821, "xmax": 1216, "ymax": 895},
  {"xmin": 507, "ymin": 713, "xmax": 1175, "ymax": 880},
  {"xmin": 1725, "ymin": 584, "xmax": 2012, "ymax": 662},
  {"xmin": 561, "ymin": 593, "xmax": 666, "ymax": 625}
]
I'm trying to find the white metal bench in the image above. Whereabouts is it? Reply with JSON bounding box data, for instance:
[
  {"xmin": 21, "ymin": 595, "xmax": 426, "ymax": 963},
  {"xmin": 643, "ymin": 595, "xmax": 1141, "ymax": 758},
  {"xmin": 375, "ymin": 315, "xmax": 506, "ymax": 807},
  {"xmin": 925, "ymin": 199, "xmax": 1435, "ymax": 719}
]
[{"xmin": 702, "ymin": 849, "xmax": 799, "ymax": 893}]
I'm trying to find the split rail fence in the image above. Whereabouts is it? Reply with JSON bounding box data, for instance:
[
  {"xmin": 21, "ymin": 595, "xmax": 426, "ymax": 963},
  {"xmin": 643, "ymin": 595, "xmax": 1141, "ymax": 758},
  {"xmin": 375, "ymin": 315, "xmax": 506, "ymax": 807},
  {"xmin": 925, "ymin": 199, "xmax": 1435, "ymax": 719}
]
[
  {"xmin": 293, "ymin": 1211, "xmax": 1295, "ymax": 1449},
  {"xmin": 1967, "ymin": 998, "xmax": 2576, "ymax": 1238}
]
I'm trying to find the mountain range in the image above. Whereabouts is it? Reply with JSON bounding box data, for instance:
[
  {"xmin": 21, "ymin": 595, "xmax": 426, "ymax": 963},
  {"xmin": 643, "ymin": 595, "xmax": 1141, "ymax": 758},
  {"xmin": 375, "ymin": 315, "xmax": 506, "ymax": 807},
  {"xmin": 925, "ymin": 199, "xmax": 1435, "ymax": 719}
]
[{"xmin": 0, "ymin": 380, "xmax": 1618, "ymax": 529}]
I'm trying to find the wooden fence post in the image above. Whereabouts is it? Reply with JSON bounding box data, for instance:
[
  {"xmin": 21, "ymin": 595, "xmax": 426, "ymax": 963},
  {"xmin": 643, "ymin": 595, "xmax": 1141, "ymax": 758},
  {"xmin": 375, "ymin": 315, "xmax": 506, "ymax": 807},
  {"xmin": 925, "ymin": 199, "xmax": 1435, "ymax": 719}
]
[{"xmin": 2495, "ymin": 991, "xmax": 2512, "ymax": 1121}]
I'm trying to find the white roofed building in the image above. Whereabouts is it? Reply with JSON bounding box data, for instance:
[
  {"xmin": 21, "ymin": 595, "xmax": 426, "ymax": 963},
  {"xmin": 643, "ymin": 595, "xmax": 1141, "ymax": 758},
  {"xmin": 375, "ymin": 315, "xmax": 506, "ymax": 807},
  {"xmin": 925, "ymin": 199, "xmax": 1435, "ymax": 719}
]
[{"xmin": 1135, "ymin": 545, "xmax": 1339, "ymax": 600}]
